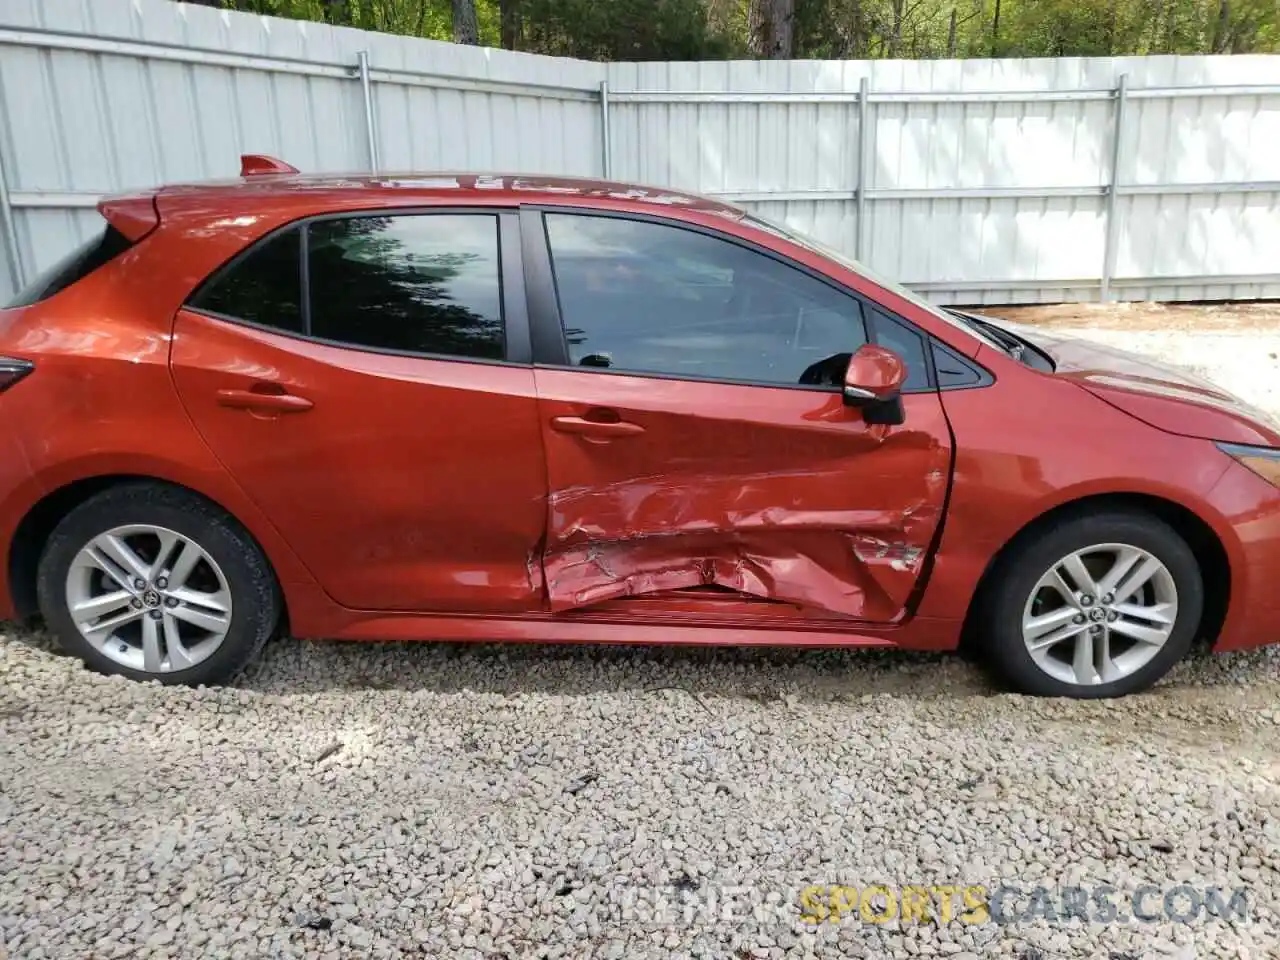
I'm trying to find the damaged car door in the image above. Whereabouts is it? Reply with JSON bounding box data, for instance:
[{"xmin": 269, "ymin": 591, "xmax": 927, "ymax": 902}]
[{"xmin": 527, "ymin": 209, "xmax": 953, "ymax": 623}]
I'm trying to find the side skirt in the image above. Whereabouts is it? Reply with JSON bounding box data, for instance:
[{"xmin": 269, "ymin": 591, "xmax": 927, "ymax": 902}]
[{"xmin": 318, "ymin": 610, "xmax": 962, "ymax": 651}]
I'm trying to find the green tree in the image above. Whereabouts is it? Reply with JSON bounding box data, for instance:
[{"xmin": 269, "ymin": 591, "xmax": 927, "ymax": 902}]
[{"xmin": 188, "ymin": 0, "xmax": 1280, "ymax": 58}]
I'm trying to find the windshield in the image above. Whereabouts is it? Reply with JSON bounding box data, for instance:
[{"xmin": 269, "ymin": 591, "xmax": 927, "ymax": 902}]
[{"xmin": 742, "ymin": 213, "xmax": 1003, "ymax": 351}]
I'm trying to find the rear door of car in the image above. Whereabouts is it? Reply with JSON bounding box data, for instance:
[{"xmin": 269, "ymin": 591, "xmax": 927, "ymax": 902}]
[
  {"xmin": 171, "ymin": 208, "xmax": 549, "ymax": 614},
  {"xmin": 521, "ymin": 206, "xmax": 954, "ymax": 623}
]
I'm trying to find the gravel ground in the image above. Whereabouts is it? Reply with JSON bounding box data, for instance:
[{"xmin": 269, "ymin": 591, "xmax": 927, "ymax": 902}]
[{"xmin": 3, "ymin": 305, "xmax": 1280, "ymax": 960}]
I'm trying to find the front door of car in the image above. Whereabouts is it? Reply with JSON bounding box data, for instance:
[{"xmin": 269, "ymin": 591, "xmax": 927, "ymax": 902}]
[
  {"xmin": 525, "ymin": 209, "xmax": 952, "ymax": 622},
  {"xmin": 171, "ymin": 209, "xmax": 548, "ymax": 613}
]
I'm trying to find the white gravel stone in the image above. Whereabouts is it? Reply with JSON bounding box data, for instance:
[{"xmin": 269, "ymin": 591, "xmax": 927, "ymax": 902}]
[{"xmin": 1, "ymin": 317, "xmax": 1279, "ymax": 957}]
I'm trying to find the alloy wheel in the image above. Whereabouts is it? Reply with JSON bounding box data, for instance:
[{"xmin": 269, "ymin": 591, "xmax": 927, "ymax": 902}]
[
  {"xmin": 1020, "ymin": 542, "xmax": 1178, "ymax": 687},
  {"xmin": 64, "ymin": 524, "xmax": 233, "ymax": 674}
]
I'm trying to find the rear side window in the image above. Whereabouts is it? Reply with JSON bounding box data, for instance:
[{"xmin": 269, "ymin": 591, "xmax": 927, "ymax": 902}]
[
  {"xmin": 308, "ymin": 214, "xmax": 504, "ymax": 360},
  {"xmin": 188, "ymin": 213, "xmax": 504, "ymax": 362},
  {"xmin": 189, "ymin": 227, "xmax": 304, "ymax": 334},
  {"xmin": 7, "ymin": 224, "xmax": 135, "ymax": 308}
]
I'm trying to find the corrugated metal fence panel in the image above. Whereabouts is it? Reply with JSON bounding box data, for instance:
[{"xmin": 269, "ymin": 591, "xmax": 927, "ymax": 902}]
[
  {"xmin": 863, "ymin": 59, "xmax": 1113, "ymax": 304},
  {"xmin": 358, "ymin": 16, "xmax": 603, "ymax": 175},
  {"xmin": 0, "ymin": 0, "xmax": 603, "ymax": 302},
  {"xmin": 0, "ymin": 0, "xmax": 1276, "ymax": 306},
  {"xmin": 1114, "ymin": 57, "xmax": 1280, "ymax": 301},
  {"xmin": 606, "ymin": 60, "xmax": 865, "ymax": 195},
  {"xmin": 607, "ymin": 55, "xmax": 1280, "ymax": 304}
]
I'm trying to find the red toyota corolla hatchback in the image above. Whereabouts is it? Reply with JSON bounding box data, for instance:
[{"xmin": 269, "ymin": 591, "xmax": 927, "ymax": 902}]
[{"xmin": 2, "ymin": 159, "xmax": 1278, "ymax": 698}]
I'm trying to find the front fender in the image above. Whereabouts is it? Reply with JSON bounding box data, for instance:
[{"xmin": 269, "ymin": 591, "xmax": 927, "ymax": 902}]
[{"xmin": 914, "ymin": 372, "xmax": 1238, "ymax": 633}]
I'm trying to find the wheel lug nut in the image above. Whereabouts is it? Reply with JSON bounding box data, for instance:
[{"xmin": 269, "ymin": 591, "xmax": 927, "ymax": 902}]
[
  {"xmin": 133, "ymin": 578, "xmax": 146, "ymax": 591},
  {"xmin": 156, "ymin": 577, "xmax": 168, "ymax": 590},
  {"xmin": 148, "ymin": 609, "xmax": 162, "ymax": 620},
  {"xmin": 165, "ymin": 597, "xmax": 179, "ymax": 608},
  {"xmin": 1107, "ymin": 611, "xmax": 1119, "ymax": 622},
  {"xmin": 130, "ymin": 598, "xmax": 143, "ymax": 609},
  {"xmin": 1090, "ymin": 624, "xmax": 1102, "ymax": 634},
  {"xmin": 1073, "ymin": 614, "xmax": 1086, "ymax": 624},
  {"xmin": 1101, "ymin": 593, "xmax": 1114, "ymax": 604},
  {"xmin": 1080, "ymin": 595, "xmax": 1094, "ymax": 607}
]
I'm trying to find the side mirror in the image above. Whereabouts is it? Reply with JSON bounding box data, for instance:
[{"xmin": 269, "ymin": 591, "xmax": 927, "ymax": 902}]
[{"xmin": 843, "ymin": 343, "xmax": 907, "ymax": 425}]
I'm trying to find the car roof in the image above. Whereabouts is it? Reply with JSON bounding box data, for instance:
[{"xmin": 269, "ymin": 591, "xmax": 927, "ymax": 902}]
[{"xmin": 154, "ymin": 171, "xmax": 747, "ymax": 221}]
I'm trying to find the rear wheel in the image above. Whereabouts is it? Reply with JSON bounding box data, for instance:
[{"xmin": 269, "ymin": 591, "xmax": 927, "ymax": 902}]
[
  {"xmin": 36, "ymin": 482, "xmax": 280, "ymax": 685},
  {"xmin": 978, "ymin": 511, "xmax": 1203, "ymax": 698}
]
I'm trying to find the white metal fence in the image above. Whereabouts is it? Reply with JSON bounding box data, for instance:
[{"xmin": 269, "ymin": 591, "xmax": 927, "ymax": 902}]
[{"xmin": 1, "ymin": 0, "xmax": 1278, "ymax": 305}]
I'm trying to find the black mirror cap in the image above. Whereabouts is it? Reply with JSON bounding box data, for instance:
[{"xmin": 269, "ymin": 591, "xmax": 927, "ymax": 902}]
[
  {"xmin": 859, "ymin": 394, "xmax": 906, "ymax": 426},
  {"xmin": 842, "ymin": 384, "xmax": 905, "ymax": 425}
]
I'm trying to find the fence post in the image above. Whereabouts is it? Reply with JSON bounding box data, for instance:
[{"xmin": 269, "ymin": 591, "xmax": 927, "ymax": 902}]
[
  {"xmin": 856, "ymin": 75, "xmax": 870, "ymax": 261},
  {"xmin": 1100, "ymin": 72, "xmax": 1129, "ymax": 302},
  {"xmin": 0, "ymin": 147, "xmax": 21, "ymax": 292},
  {"xmin": 599, "ymin": 80, "xmax": 612, "ymax": 179},
  {"xmin": 357, "ymin": 50, "xmax": 380, "ymax": 176}
]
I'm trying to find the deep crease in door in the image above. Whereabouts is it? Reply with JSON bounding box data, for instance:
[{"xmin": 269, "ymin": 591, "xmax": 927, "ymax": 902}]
[{"xmin": 542, "ymin": 419, "xmax": 951, "ymax": 620}]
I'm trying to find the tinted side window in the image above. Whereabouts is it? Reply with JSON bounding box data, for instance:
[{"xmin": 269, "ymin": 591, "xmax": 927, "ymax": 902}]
[
  {"xmin": 190, "ymin": 227, "xmax": 304, "ymax": 334},
  {"xmin": 308, "ymin": 214, "xmax": 504, "ymax": 361},
  {"xmin": 869, "ymin": 309, "xmax": 931, "ymax": 392},
  {"xmin": 544, "ymin": 214, "xmax": 867, "ymax": 387},
  {"xmin": 8, "ymin": 224, "xmax": 135, "ymax": 308}
]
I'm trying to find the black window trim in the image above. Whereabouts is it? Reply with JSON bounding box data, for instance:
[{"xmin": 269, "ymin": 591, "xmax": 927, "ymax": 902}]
[
  {"xmin": 931, "ymin": 339, "xmax": 995, "ymax": 390},
  {"xmin": 184, "ymin": 205, "xmax": 532, "ymax": 368},
  {"xmin": 520, "ymin": 204, "xmax": 994, "ymax": 394},
  {"xmin": 519, "ymin": 206, "xmax": 567, "ymax": 367},
  {"xmin": 297, "ymin": 221, "xmax": 312, "ymax": 335}
]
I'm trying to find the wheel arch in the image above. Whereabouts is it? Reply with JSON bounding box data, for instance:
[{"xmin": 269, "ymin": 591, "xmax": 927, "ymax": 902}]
[
  {"xmin": 7, "ymin": 474, "xmax": 290, "ymax": 633},
  {"xmin": 960, "ymin": 491, "xmax": 1230, "ymax": 654}
]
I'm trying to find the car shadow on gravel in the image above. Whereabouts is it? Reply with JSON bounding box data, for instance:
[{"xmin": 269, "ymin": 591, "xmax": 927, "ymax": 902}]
[
  {"xmin": 6, "ymin": 620, "xmax": 1277, "ymax": 703},
  {"xmin": 238, "ymin": 630, "xmax": 1280, "ymax": 701},
  {"xmin": 1, "ymin": 617, "xmax": 995, "ymax": 701},
  {"xmin": 234, "ymin": 634, "xmax": 1000, "ymax": 700}
]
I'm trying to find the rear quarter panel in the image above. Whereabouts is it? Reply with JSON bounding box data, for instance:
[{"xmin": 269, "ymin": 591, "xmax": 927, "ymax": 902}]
[{"xmin": 0, "ymin": 232, "xmax": 318, "ymax": 621}]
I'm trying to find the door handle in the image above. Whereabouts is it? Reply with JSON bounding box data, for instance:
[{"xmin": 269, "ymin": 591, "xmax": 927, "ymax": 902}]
[
  {"xmin": 216, "ymin": 388, "xmax": 313, "ymax": 414},
  {"xmin": 550, "ymin": 415, "xmax": 645, "ymax": 438}
]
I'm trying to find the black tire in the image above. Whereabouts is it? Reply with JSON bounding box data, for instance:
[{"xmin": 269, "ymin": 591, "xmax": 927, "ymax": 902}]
[
  {"xmin": 977, "ymin": 510, "xmax": 1203, "ymax": 698},
  {"xmin": 36, "ymin": 482, "xmax": 281, "ymax": 686}
]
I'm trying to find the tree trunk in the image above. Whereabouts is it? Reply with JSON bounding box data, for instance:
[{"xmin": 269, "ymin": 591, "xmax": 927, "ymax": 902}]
[
  {"xmin": 947, "ymin": 7, "xmax": 957, "ymax": 56},
  {"xmin": 500, "ymin": 0, "xmax": 522, "ymax": 50},
  {"xmin": 749, "ymin": 0, "xmax": 796, "ymax": 58},
  {"xmin": 453, "ymin": 0, "xmax": 480, "ymax": 45},
  {"xmin": 1208, "ymin": 0, "xmax": 1228, "ymax": 51},
  {"xmin": 990, "ymin": 0, "xmax": 1002, "ymax": 55},
  {"xmin": 891, "ymin": 0, "xmax": 904, "ymax": 55},
  {"xmin": 1106, "ymin": 0, "xmax": 1117, "ymax": 54},
  {"xmin": 320, "ymin": 0, "xmax": 351, "ymax": 26},
  {"xmin": 850, "ymin": 0, "xmax": 866, "ymax": 57},
  {"xmin": 1148, "ymin": 0, "xmax": 1164, "ymax": 51}
]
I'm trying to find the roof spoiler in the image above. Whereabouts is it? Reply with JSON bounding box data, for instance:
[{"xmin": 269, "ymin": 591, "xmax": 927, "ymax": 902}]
[
  {"xmin": 97, "ymin": 192, "xmax": 160, "ymax": 242},
  {"xmin": 240, "ymin": 154, "xmax": 299, "ymax": 177}
]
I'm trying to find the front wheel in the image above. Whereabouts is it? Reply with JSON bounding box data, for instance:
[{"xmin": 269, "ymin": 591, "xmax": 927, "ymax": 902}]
[
  {"xmin": 36, "ymin": 482, "xmax": 281, "ymax": 686},
  {"xmin": 978, "ymin": 510, "xmax": 1203, "ymax": 698}
]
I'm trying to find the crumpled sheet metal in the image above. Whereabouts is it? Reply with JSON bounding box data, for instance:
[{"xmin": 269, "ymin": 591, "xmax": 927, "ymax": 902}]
[{"xmin": 543, "ymin": 428, "xmax": 949, "ymax": 620}]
